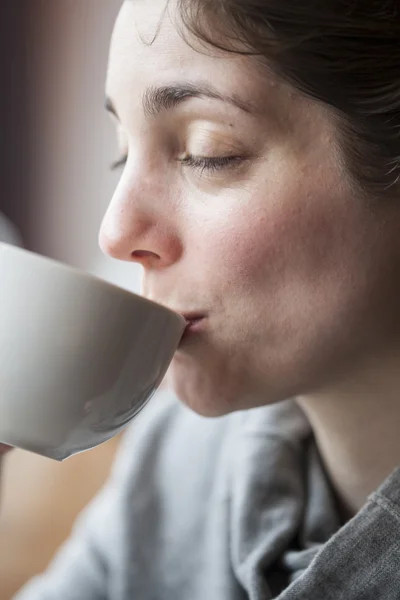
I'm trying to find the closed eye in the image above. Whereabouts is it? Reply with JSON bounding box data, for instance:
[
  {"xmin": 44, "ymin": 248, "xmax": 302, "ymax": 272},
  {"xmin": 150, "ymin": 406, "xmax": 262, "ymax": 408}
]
[
  {"xmin": 179, "ymin": 154, "xmax": 245, "ymax": 175},
  {"xmin": 110, "ymin": 154, "xmax": 245, "ymax": 173}
]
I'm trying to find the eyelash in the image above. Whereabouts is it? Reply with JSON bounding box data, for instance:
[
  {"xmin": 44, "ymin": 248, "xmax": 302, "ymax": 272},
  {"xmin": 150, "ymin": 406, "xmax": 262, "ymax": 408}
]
[
  {"xmin": 179, "ymin": 154, "xmax": 243, "ymax": 174},
  {"xmin": 110, "ymin": 154, "xmax": 243, "ymax": 173}
]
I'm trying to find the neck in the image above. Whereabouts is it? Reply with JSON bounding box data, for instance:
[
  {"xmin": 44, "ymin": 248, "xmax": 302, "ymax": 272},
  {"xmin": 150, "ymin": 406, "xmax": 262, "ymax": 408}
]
[{"xmin": 297, "ymin": 351, "xmax": 400, "ymax": 519}]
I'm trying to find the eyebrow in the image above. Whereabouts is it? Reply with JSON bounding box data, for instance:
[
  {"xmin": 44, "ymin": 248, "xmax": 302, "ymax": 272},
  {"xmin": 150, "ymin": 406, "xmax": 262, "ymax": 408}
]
[{"xmin": 105, "ymin": 82, "xmax": 256, "ymax": 120}]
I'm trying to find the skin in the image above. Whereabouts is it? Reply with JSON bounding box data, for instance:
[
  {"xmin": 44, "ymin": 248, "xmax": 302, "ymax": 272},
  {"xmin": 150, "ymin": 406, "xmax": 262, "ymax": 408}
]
[{"xmin": 102, "ymin": 0, "xmax": 400, "ymax": 515}]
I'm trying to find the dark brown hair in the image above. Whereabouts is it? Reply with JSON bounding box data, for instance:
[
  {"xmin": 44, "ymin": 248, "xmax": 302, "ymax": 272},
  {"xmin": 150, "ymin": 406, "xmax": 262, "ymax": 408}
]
[{"xmin": 178, "ymin": 0, "xmax": 400, "ymax": 201}]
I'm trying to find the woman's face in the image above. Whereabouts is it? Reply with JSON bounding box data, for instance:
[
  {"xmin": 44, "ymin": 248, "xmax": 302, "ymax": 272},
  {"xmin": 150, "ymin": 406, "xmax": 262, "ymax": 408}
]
[{"xmin": 102, "ymin": 0, "xmax": 400, "ymax": 415}]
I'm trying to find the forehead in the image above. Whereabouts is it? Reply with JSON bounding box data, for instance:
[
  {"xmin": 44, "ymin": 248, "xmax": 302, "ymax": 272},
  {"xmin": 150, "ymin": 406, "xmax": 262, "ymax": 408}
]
[{"xmin": 106, "ymin": 0, "xmax": 281, "ymax": 118}]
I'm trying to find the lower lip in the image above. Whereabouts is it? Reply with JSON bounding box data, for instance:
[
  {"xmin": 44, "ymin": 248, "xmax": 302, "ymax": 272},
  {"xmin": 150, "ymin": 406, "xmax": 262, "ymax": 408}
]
[{"xmin": 181, "ymin": 318, "xmax": 206, "ymax": 340}]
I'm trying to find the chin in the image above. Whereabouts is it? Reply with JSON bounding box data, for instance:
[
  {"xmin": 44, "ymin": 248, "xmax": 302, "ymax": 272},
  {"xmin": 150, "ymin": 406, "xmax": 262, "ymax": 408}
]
[
  {"xmin": 166, "ymin": 355, "xmax": 270, "ymax": 418},
  {"xmin": 176, "ymin": 391, "xmax": 237, "ymax": 418},
  {"xmin": 164, "ymin": 361, "xmax": 231, "ymax": 417},
  {"xmin": 165, "ymin": 377, "xmax": 225, "ymax": 418}
]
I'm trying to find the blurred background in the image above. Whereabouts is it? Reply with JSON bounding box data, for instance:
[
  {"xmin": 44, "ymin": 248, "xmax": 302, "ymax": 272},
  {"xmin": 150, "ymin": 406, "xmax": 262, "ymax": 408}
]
[{"xmin": 0, "ymin": 2, "xmax": 143, "ymax": 597}]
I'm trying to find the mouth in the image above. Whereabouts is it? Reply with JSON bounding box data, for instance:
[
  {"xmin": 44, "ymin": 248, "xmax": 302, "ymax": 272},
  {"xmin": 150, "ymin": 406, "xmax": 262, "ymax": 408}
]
[
  {"xmin": 182, "ymin": 312, "xmax": 206, "ymax": 328},
  {"xmin": 180, "ymin": 312, "xmax": 207, "ymax": 337}
]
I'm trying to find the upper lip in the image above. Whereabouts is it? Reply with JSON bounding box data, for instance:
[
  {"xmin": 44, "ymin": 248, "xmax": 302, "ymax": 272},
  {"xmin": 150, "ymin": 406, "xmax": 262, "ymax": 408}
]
[
  {"xmin": 145, "ymin": 297, "xmax": 206, "ymax": 324},
  {"xmin": 180, "ymin": 312, "xmax": 207, "ymax": 324}
]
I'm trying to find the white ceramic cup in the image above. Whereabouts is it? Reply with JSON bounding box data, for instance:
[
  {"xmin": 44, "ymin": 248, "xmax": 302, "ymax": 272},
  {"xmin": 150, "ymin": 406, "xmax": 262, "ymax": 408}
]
[{"xmin": 0, "ymin": 243, "xmax": 185, "ymax": 460}]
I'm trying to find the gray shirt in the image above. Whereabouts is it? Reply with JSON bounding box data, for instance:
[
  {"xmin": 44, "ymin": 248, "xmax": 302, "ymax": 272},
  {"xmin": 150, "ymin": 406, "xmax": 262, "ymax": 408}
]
[{"xmin": 16, "ymin": 391, "xmax": 400, "ymax": 599}]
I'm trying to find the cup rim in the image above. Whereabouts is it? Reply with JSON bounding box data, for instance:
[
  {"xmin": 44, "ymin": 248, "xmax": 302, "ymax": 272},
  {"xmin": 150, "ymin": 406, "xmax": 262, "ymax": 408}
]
[{"xmin": 0, "ymin": 242, "xmax": 185, "ymax": 325}]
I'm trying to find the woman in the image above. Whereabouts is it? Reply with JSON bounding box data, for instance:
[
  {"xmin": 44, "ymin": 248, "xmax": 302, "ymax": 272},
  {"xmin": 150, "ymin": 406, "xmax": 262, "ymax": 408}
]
[{"xmin": 5, "ymin": 0, "xmax": 400, "ymax": 597}]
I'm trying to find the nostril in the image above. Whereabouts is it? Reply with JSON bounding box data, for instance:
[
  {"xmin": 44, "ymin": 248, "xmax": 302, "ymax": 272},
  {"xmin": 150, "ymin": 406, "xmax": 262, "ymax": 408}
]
[{"xmin": 131, "ymin": 250, "xmax": 160, "ymax": 260}]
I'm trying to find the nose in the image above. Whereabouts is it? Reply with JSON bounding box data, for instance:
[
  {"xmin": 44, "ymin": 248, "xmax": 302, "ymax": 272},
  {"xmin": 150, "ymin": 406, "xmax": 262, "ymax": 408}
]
[{"xmin": 99, "ymin": 178, "xmax": 183, "ymax": 270}]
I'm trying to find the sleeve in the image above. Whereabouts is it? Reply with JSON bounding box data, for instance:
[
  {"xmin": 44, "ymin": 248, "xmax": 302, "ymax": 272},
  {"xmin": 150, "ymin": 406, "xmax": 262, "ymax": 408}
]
[
  {"xmin": 12, "ymin": 391, "xmax": 187, "ymax": 600},
  {"xmin": 13, "ymin": 476, "xmax": 118, "ymax": 600},
  {"xmin": 11, "ymin": 405, "xmax": 145, "ymax": 600}
]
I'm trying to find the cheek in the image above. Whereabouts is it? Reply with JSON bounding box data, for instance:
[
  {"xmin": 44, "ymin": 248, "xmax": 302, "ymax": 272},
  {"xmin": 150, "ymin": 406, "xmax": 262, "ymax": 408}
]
[{"xmin": 195, "ymin": 189, "xmax": 347, "ymax": 297}]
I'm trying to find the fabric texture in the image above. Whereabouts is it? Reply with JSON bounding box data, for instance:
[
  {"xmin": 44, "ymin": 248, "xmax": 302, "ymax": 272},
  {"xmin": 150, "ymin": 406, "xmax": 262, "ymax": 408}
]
[{"xmin": 15, "ymin": 391, "xmax": 400, "ymax": 599}]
